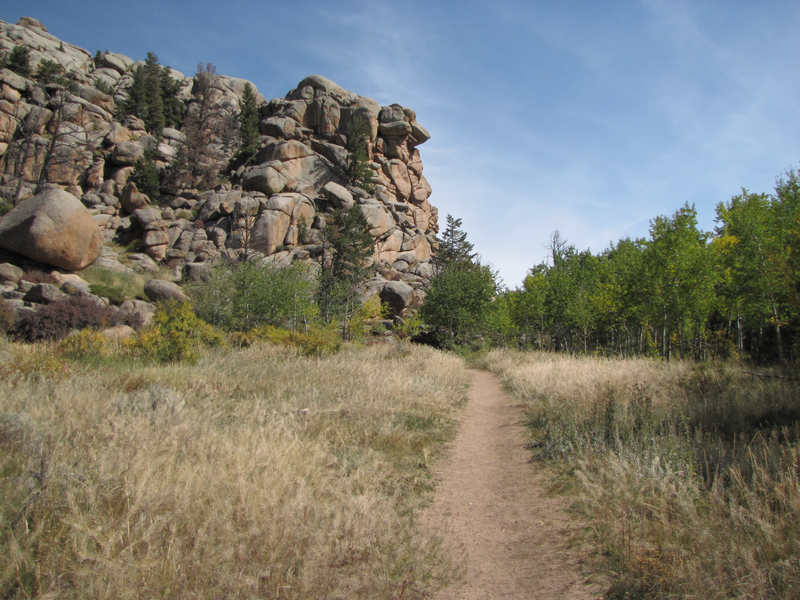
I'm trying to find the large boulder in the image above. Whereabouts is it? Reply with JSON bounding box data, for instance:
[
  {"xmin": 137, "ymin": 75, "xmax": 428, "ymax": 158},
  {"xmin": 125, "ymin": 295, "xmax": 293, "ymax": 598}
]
[
  {"xmin": 380, "ymin": 281, "xmax": 414, "ymax": 316},
  {"xmin": 143, "ymin": 279, "xmax": 189, "ymax": 303},
  {"xmin": 251, "ymin": 209, "xmax": 291, "ymax": 255},
  {"xmin": 0, "ymin": 263, "xmax": 23, "ymax": 284},
  {"xmin": 241, "ymin": 165, "xmax": 286, "ymax": 195},
  {"xmin": 321, "ymin": 181, "xmax": 354, "ymax": 210},
  {"xmin": 0, "ymin": 188, "xmax": 103, "ymax": 271}
]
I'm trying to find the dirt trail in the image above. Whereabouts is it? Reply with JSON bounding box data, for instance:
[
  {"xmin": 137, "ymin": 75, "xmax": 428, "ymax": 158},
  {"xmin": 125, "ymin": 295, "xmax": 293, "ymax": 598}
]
[{"xmin": 423, "ymin": 370, "xmax": 605, "ymax": 599}]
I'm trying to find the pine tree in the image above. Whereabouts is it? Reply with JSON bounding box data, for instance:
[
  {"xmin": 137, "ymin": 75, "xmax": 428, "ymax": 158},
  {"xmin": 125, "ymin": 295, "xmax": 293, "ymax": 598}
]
[
  {"xmin": 316, "ymin": 206, "xmax": 375, "ymax": 336},
  {"xmin": 121, "ymin": 53, "xmax": 183, "ymax": 134},
  {"xmin": 160, "ymin": 65, "xmax": 184, "ymax": 129},
  {"xmin": 345, "ymin": 114, "xmax": 373, "ymax": 192},
  {"xmin": 433, "ymin": 214, "xmax": 476, "ymax": 273},
  {"xmin": 4, "ymin": 45, "xmax": 31, "ymax": 77},
  {"xmin": 130, "ymin": 150, "xmax": 162, "ymax": 202},
  {"xmin": 33, "ymin": 59, "xmax": 64, "ymax": 84},
  {"xmin": 238, "ymin": 82, "xmax": 259, "ymax": 161},
  {"xmin": 122, "ymin": 52, "xmax": 164, "ymax": 134}
]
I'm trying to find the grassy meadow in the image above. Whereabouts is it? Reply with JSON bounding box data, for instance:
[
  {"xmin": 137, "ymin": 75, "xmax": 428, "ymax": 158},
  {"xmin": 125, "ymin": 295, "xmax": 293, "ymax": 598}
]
[
  {"xmin": 0, "ymin": 339, "xmax": 469, "ymax": 599},
  {"xmin": 479, "ymin": 350, "xmax": 800, "ymax": 599}
]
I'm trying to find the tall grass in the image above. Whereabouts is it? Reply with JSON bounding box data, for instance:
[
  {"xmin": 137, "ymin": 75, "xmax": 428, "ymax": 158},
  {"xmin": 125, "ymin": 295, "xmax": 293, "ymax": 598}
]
[
  {"xmin": 479, "ymin": 350, "xmax": 800, "ymax": 599},
  {"xmin": 0, "ymin": 341, "xmax": 468, "ymax": 599}
]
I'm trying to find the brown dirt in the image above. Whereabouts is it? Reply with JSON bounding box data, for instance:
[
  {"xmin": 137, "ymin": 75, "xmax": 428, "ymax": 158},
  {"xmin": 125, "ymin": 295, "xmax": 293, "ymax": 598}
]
[{"xmin": 423, "ymin": 370, "xmax": 607, "ymax": 599}]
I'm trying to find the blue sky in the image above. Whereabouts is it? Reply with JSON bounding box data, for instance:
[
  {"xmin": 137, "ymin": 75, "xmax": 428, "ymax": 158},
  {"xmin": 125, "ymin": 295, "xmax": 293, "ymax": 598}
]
[{"xmin": 4, "ymin": 1, "xmax": 799, "ymax": 287}]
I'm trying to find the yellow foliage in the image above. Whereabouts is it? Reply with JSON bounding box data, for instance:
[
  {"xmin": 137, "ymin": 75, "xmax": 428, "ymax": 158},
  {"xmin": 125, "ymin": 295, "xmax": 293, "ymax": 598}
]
[{"xmin": 58, "ymin": 328, "xmax": 108, "ymax": 358}]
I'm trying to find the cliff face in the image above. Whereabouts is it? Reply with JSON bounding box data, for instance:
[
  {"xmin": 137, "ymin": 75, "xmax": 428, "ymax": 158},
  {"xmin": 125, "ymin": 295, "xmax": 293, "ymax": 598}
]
[{"xmin": 0, "ymin": 17, "xmax": 438, "ymax": 308}]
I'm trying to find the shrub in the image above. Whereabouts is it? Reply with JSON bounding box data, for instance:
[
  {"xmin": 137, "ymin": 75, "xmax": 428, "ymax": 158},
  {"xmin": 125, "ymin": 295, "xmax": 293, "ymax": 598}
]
[
  {"xmin": 58, "ymin": 328, "xmax": 107, "ymax": 359},
  {"xmin": 34, "ymin": 58, "xmax": 65, "ymax": 84},
  {"xmin": 190, "ymin": 260, "xmax": 317, "ymax": 332},
  {"xmin": 13, "ymin": 297, "xmax": 114, "ymax": 343},
  {"xmin": 127, "ymin": 300, "xmax": 224, "ymax": 363},
  {"xmin": 0, "ymin": 197, "xmax": 12, "ymax": 218},
  {"xmin": 256, "ymin": 324, "xmax": 342, "ymax": 356},
  {"xmin": 3, "ymin": 45, "xmax": 30, "ymax": 77},
  {"xmin": 129, "ymin": 150, "xmax": 162, "ymax": 203},
  {"xmin": 348, "ymin": 293, "xmax": 383, "ymax": 341},
  {"xmin": 0, "ymin": 299, "xmax": 14, "ymax": 334},
  {"xmin": 93, "ymin": 78, "xmax": 114, "ymax": 96},
  {"xmin": 20, "ymin": 270, "xmax": 59, "ymax": 285}
]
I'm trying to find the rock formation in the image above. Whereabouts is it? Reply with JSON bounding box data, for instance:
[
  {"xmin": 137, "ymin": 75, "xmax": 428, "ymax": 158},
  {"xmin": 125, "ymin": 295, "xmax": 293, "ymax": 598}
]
[{"xmin": 0, "ymin": 17, "xmax": 439, "ymax": 314}]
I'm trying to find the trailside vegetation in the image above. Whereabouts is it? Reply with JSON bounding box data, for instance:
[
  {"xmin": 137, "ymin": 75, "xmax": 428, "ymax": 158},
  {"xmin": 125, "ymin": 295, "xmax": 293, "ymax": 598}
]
[
  {"xmin": 0, "ymin": 337, "xmax": 468, "ymax": 598},
  {"xmin": 479, "ymin": 350, "xmax": 800, "ymax": 599},
  {"xmin": 316, "ymin": 205, "xmax": 376, "ymax": 339},
  {"xmin": 420, "ymin": 215, "xmax": 499, "ymax": 349}
]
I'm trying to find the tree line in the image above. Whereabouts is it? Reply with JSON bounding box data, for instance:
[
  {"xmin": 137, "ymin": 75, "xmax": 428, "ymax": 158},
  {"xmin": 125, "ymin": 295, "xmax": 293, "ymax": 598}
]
[{"xmin": 421, "ymin": 168, "xmax": 800, "ymax": 363}]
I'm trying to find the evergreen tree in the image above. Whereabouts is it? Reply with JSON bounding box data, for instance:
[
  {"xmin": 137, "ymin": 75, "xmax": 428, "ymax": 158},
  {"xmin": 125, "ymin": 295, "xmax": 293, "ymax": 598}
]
[
  {"xmin": 33, "ymin": 59, "xmax": 64, "ymax": 85},
  {"xmin": 122, "ymin": 52, "xmax": 164, "ymax": 134},
  {"xmin": 121, "ymin": 53, "xmax": 183, "ymax": 134},
  {"xmin": 170, "ymin": 63, "xmax": 227, "ymax": 190},
  {"xmin": 160, "ymin": 65, "xmax": 184, "ymax": 129},
  {"xmin": 238, "ymin": 82, "xmax": 260, "ymax": 161},
  {"xmin": 433, "ymin": 214, "xmax": 476, "ymax": 273},
  {"xmin": 316, "ymin": 206, "xmax": 375, "ymax": 337},
  {"xmin": 422, "ymin": 214, "xmax": 497, "ymax": 347},
  {"xmin": 345, "ymin": 114, "xmax": 373, "ymax": 191}
]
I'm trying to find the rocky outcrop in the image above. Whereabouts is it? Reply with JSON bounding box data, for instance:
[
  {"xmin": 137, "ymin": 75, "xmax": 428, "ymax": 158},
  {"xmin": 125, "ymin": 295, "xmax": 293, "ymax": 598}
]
[
  {"xmin": 0, "ymin": 17, "xmax": 439, "ymax": 312},
  {"xmin": 0, "ymin": 187, "xmax": 103, "ymax": 270}
]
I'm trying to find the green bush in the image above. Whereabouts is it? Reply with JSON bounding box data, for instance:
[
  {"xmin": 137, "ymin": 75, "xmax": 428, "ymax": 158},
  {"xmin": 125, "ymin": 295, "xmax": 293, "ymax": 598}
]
[
  {"xmin": 3, "ymin": 45, "xmax": 30, "ymax": 77},
  {"xmin": 130, "ymin": 150, "xmax": 162, "ymax": 203},
  {"xmin": 190, "ymin": 260, "xmax": 317, "ymax": 332},
  {"xmin": 127, "ymin": 300, "xmax": 224, "ymax": 363},
  {"xmin": 93, "ymin": 78, "xmax": 114, "ymax": 96},
  {"xmin": 34, "ymin": 59, "xmax": 64, "ymax": 84},
  {"xmin": 0, "ymin": 197, "xmax": 12, "ymax": 218}
]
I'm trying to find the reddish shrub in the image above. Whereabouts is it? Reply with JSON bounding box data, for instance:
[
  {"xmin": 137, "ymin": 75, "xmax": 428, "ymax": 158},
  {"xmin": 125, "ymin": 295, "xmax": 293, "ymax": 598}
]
[
  {"xmin": 0, "ymin": 299, "xmax": 14, "ymax": 334},
  {"xmin": 13, "ymin": 296, "xmax": 114, "ymax": 342},
  {"xmin": 20, "ymin": 270, "xmax": 59, "ymax": 285}
]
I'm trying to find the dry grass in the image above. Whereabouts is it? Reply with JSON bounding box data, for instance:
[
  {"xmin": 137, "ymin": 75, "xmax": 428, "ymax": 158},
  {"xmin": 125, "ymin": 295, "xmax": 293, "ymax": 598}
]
[
  {"xmin": 479, "ymin": 349, "xmax": 800, "ymax": 599},
  {"xmin": 0, "ymin": 340, "xmax": 469, "ymax": 599}
]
